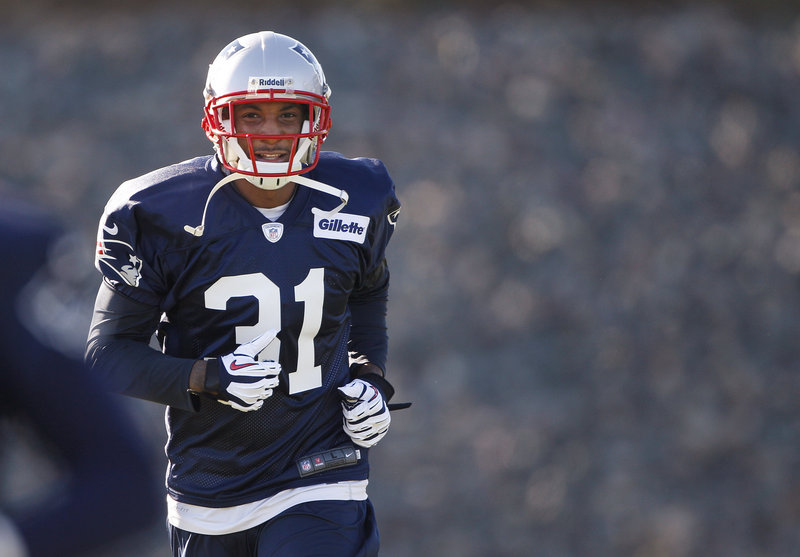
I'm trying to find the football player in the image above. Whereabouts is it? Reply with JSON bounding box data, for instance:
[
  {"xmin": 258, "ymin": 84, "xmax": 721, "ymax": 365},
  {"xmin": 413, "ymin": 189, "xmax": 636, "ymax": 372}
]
[
  {"xmin": 0, "ymin": 197, "xmax": 161, "ymax": 557},
  {"xmin": 85, "ymin": 31, "xmax": 403, "ymax": 557}
]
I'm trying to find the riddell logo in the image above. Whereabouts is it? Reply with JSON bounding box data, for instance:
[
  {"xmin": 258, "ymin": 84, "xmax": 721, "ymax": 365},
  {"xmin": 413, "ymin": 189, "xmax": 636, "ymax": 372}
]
[
  {"xmin": 259, "ymin": 77, "xmax": 286, "ymax": 86},
  {"xmin": 313, "ymin": 211, "xmax": 369, "ymax": 244},
  {"xmin": 248, "ymin": 76, "xmax": 294, "ymax": 91}
]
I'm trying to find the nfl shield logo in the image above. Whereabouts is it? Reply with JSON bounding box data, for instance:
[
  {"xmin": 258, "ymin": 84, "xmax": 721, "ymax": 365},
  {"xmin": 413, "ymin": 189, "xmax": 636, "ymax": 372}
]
[{"xmin": 262, "ymin": 222, "xmax": 284, "ymax": 243}]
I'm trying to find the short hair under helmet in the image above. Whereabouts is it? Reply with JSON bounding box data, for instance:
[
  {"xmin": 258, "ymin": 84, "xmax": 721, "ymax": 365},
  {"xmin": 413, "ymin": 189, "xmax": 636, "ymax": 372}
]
[{"xmin": 202, "ymin": 31, "xmax": 332, "ymax": 190}]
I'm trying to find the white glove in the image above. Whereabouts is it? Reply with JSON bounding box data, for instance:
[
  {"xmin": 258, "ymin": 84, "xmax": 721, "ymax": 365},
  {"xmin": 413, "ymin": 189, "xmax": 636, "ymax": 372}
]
[
  {"xmin": 338, "ymin": 378, "xmax": 391, "ymax": 448},
  {"xmin": 210, "ymin": 329, "xmax": 281, "ymax": 412}
]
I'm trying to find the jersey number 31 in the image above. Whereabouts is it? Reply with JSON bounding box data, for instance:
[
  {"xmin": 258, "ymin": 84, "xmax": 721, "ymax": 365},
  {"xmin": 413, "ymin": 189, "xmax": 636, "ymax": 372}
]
[{"xmin": 205, "ymin": 269, "xmax": 324, "ymax": 395}]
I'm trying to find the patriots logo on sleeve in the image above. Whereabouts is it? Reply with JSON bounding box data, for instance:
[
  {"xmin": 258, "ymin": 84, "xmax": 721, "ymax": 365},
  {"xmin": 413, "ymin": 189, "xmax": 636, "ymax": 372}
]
[{"xmin": 95, "ymin": 222, "xmax": 143, "ymax": 287}]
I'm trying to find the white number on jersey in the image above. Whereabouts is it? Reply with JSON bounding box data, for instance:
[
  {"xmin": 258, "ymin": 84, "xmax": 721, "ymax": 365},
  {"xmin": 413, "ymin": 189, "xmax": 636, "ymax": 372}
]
[{"xmin": 204, "ymin": 269, "xmax": 325, "ymax": 394}]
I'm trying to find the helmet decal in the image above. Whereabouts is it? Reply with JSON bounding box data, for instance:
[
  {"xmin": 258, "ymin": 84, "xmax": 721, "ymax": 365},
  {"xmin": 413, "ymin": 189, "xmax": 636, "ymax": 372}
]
[
  {"xmin": 221, "ymin": 39, "xmax": 246, "ymax": 61},
  {"xmin": 291, "ymin": 43, "xmax": 316, "ymax": 65}
]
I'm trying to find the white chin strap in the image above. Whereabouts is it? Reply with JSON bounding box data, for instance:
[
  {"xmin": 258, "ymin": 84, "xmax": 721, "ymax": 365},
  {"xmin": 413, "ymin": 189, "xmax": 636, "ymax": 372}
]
[{"xmin": 184, "ymin": 172, "xmax": 348, "ymax": 238}]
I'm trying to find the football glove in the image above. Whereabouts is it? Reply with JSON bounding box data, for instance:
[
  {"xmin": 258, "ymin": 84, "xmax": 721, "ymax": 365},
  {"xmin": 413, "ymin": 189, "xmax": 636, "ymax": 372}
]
[
  {"xmin": 205, "ymin": 329, "xmax": 281, "ymax": 412},
  {"xmin": 338, "ymin": 377, "xmax": 391, "ymax": 448}
]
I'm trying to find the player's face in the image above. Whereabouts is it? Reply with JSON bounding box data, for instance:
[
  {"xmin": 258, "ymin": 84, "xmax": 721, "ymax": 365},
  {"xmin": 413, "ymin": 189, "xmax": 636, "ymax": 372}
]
[{"xmin": 232, "ymin": 101, "xmax": 305, "ymax": 165}]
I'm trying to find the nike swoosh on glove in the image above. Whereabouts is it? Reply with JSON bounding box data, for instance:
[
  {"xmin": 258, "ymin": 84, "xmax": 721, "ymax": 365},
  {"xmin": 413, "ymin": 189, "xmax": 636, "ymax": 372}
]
[
  {"xmin": 338, "ymin": 378, "xmax": 391, "ymax": 448},
  {"xmin": 206, "ymin": 329, "xmax": 281, "ymax": 412}
]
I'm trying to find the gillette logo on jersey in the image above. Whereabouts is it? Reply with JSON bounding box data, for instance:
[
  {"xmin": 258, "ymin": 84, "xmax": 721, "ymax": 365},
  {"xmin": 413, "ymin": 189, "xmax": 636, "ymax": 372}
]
[{"xmin": 313, "ymin": 211, "xmax": 370, "ymax": 244}]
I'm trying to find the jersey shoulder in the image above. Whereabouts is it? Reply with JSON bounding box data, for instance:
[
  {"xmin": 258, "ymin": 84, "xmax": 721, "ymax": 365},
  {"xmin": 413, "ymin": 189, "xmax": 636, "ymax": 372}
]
[
  {"xmin": 312, "ymin": 152, "xmax": 398, "ymax": 214},
  {"xmin": 102, "ymin": 155, "xmax": 224, "ymax": 243},
  {"xmin": 105, "ymin": 155, "xmax": 218, "ymax": 215},
  {"xmin": 314, "ymin": 152, "xmax": 392, "ymax": 191}
]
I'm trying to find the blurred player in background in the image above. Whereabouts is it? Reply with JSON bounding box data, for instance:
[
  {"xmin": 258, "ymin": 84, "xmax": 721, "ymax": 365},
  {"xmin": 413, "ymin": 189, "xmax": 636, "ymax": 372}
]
[
  {"xmin": 85, "ymin": 31, "xmax": 404, "ymax": 556},
  {"xmin": 0, "ymin": 196, "xmax": 162, "ymax": 557}
]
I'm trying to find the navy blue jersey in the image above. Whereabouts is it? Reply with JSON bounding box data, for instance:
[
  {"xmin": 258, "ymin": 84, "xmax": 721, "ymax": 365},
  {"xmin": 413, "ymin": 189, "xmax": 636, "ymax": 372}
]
[{"xmin": 89, "ymin": 152, "xmax": 400, "ymax": 507}]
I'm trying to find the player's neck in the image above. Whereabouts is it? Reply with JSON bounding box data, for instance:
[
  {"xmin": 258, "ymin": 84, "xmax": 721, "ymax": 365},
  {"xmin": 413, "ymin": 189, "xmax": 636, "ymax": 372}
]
[{"xmin": 234, "ymin": 179, "xmax": 297, "ymax": 209}]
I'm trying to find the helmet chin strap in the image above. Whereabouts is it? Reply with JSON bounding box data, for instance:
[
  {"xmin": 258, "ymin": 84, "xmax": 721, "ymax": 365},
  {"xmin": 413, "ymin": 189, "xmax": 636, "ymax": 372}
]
[
  {"xmin": 183, "ymin": 173, "xmax": 241, "ymax": 237},
  {"xmin": 294, "ymin": 174, "xmax": 349, "ymax": 217},
  {"xmin": 184, "ymin": 172, "xmax": 348, "ymax": 237}
]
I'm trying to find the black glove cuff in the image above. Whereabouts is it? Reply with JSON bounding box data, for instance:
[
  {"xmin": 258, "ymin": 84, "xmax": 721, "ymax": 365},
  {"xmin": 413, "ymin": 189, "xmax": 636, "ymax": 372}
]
[
  {"xmin": 203, "ymin": 359, "xmax": 222, "ymax": 396},
  {"xmin": 357, "ymin": 372, "xmax": 395, "ymax": 402}
]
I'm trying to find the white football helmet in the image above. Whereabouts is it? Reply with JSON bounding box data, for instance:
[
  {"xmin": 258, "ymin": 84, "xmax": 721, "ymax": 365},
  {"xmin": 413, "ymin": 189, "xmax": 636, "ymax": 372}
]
[{"xmin": 202, "ymin": 31, "xmax": 332, "ymax": 190}]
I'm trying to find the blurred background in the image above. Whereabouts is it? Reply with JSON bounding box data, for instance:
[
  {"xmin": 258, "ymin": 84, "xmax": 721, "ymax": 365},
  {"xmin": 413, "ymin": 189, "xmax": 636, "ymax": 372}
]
[{"xmin": 2, "ymin": 0, "xmax": 800, "ymax": 555}]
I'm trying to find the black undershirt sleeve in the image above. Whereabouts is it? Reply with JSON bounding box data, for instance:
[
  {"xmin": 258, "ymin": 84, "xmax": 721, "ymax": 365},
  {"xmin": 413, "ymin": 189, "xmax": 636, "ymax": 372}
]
[
  {"xmin": 347, "ymin": 259, "xmax": 390, "ymax": 373},
  {"xmin": 85, "ymin": 279, "xmax": 200, "ymax": 411}
]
